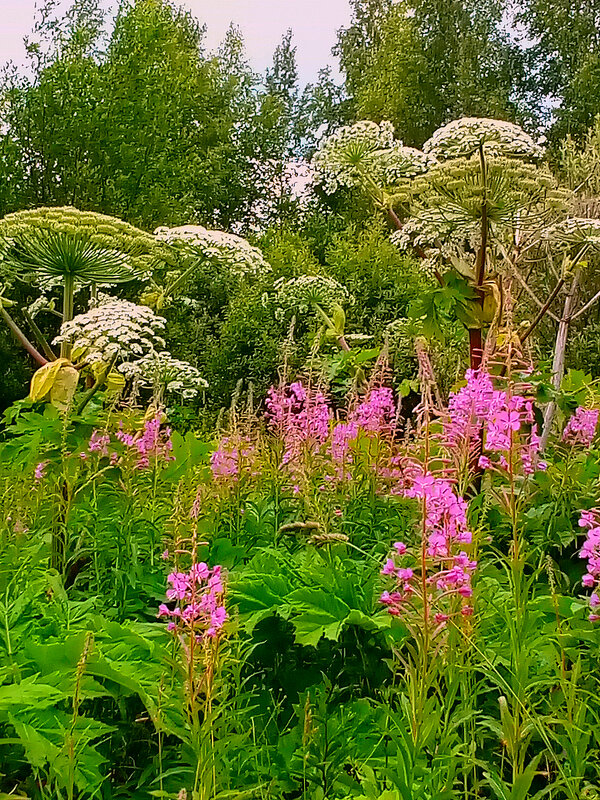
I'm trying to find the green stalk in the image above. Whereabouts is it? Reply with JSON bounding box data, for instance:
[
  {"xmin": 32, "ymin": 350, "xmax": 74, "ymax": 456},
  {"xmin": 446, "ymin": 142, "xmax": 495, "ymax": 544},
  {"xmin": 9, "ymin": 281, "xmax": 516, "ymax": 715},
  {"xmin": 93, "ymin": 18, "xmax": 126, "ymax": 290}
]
[{"xmin": 61, "ymin": 273, "xmax": 75, "ymax": 359}]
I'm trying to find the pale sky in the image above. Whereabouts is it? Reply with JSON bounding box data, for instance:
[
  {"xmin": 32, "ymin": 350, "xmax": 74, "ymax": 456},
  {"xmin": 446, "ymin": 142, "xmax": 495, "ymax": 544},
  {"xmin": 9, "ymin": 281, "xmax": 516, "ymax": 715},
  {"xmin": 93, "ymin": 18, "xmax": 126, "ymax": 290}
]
[{"xmin": 0, "ymin": 0, "xmax": 352, "ymax": 82}]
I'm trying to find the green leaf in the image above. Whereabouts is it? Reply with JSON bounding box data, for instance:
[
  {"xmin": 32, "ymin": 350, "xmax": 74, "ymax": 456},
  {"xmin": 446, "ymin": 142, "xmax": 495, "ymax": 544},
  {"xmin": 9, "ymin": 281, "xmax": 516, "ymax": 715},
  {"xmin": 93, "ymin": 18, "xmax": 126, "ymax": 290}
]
[{"xmin": 287, "ymin": 587, "xmax": 351, "ymax": 647}]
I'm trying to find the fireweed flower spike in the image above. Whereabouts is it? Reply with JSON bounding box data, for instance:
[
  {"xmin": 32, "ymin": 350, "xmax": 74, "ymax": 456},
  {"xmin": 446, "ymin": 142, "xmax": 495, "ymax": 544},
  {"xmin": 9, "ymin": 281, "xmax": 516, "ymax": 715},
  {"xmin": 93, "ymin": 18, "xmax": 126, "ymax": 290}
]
[
  {"xmin": 265, "ymin": 381, "xmax": 332, "ymax": 465},
  {"xmin": 210, "ymin": 435, "xmax": 257, "ymax": 482},
  {"xmin": 34, "ymin": 460, "xmax": 49, "ymax": 483},
  {"xmin": 562, "ymin": 407, "xmax": 599, "ymax": 447},
  {"xmin": 577, "ymin": 509, "xmax": 600, "ymax": 621},
  {"xmin": 444, "ymin": 369, "xmax": 546, "ymax": 476},
  {"xmin": 158, "ymin": 563, "xmax": 227, "ymax": 640},
  {"xmin": 380, "ymin": 473, "xmax": 476, "ymax": 627},
  {"xmin": 116, "ymin": 415, "xmax": 174, "ymax": 469}
]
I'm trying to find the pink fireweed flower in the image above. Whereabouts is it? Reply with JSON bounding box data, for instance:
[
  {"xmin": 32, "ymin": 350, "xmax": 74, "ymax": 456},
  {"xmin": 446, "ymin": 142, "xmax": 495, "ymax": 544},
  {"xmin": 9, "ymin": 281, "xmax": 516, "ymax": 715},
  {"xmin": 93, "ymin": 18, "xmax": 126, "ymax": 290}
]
[
  {"xmin": 381, "ymin": 558, "xmax": 397, "ymax": 576},
  {"xmin": 89, "ymin": 430, "xmax": 111, "ymax": 457},
  {"xmin": 577, "ymin": 508, "xmax": 600, "ymax": 619},
  {"xmin": 350, "ymin": 387, "xmax": 396, "ymax": 435},
  {"xmin": 405, "ymin": 473, "xmax": 472, "ymax": 557},
  {"xmin": 445, "ymin": 369, "xmax": 495, "ymax": 447},
  {"xmin": 380, "ymin": 474, "xmax": 475, "ymax": 626},
  {"xmin": 328, "ymin": 421, "xmax": 359, "ymax": 479},
  {"xmin": 444, "ymin": 370, "xmax": 545, "ymax": 475},
  {"xmin": 117, "ymin": 416, "xmax": 174, "ymax": 469},
  {"xmin": 562, "ymin": 407, "xmax": 599, "ymax": 447},
  {"xmin": 265, "ymin": 381, "xmax": 332, "ymax": 464},
  {"xmin": 115, "ymin": 424, "xmax": 135, "ymax": 447},
  {"xmin": 210, "ymin": 435, "xmax": 256, "ymax": 482},
  {"xmin": 34, "ymin": 460, "xmax": 49, "ymax": 483},
  {"xmin": 211, "ymin": 438, "xmax": 239, "ymax": 480},
  {"xmin": 159, "ymin": 562, "xmax": 227, "ymax": 640}
]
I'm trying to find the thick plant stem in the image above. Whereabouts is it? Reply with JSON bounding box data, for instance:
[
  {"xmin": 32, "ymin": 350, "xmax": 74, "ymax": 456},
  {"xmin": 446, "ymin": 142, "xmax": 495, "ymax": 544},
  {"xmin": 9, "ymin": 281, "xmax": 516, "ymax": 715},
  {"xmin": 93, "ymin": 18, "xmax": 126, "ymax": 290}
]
[
  {"xmin": 541, "ymin": 270, "xmax": 581, "ymax": 448},
  {"xmin": 469, "ymin": 329, "xmax": 483, "ymax": 371},
  {"xmin": 22, "ymin": 309, "xmax": 57, "ymax": 361},
  {"xmin": 468, "ymin": 147, "xmax": 489, "ymax": 374},
  {"xmin": 61, "ymin": 273, "xmax": 75, "ymax": 359},
  {"xmin": 0, "ymin": 304, "xmax": 48, "ymax": 365}
]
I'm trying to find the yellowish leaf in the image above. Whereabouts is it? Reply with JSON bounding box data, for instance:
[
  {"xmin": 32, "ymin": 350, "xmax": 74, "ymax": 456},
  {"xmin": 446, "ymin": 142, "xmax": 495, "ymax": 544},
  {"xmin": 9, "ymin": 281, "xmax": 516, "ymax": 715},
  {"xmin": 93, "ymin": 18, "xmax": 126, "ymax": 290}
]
[
  {"xmin": 29, "ymin": 358, "xmax": 69, "ymax": 402},
  {"xmin": 49, "ymin": 364, "xmax": 80, "ymax": 412}
]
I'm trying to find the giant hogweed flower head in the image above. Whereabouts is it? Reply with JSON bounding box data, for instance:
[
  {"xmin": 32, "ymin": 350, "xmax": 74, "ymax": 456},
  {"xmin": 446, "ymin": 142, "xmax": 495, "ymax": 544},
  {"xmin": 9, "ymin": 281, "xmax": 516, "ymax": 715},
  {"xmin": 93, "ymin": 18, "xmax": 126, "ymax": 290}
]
[
  {"xmin": 154, "ymin": 225, "xmax": 271, "ymax": 279},
  {"xmin": 158, "ymin": 562, "xmax": 227, "ymax": 639},
  {"xmin": 391, "ymin": 216, "xmax": 488, "ymax": 278},
  {"xmin": 423, "ymin": 117, "xmax": 544, "ymax": 162},
  {"xmin": 274, "ymin": 274, "xmax": 354, "ymax": 316},
  {"xmin": 542, "ymin": 218, "xmax": 600, "ymax": 251},
  {"xmin": 121, "ymin": 350, "xmax": 208, "ymax": 401},
  {"xmin": 54, "ymin": 297, "xmax": 166, "ymax": 367},
  {"xmin": 311, "ymin": 120, "xmax": 432, "ymax": 194}
]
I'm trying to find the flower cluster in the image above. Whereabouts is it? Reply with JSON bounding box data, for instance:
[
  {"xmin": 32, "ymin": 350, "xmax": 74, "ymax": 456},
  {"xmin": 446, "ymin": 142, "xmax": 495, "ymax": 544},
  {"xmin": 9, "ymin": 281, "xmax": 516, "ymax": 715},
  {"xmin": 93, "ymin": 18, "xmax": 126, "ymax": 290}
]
[
  {"xmin": 391, "ymin": 215, "xmax": 485, "ymax": 277},
  {"xmin": 444, "ymin": 370, "xmax": 546, "ymax": 476},
  {"xmin": 154, "ymin": 225, "xmax": 271, "ymax": 279},
  {"xmin": 89, "ymin": 430, "xmax": 111, "ymax": 457},
  {"xmin": 116, "ymin": 415, "xmax": 174, "ymax": 469},
  {"xmin": 351, "ymin": 387, "xmax": 396, "ymax": 435},
  {"xmin": 312, "ymin": 120, "xmax": 434, "ymax": 194},
  {"xmin": 158, "ymin": 563, "xmax": 227, "ymax": 638},
  {"xmin": 265, "ymin": 381, "xmax": 332, "ymax": 464},
  {"xmin": 121, "ymin": 350, "xmax": 208, "ymax": 401},
  {"xmin": 423, "ymin": 117, "xmax": 543, "ymax": 161},
  {"xmin": 311, "ymin": 120, "xmax": 433, "ymax": 195},
  {"xmin": 274, "ymin": 274, "xmax": 354, "ymax": 316},
  {"xmin": 34, "ymin": 461, "xmax": 48, "ymax": 483},
  {"xmin": 562, "ymin": 407, "xmax": 599, "ymax": 447},
  {"xmin": 381, "ymin": 143, "xmax": 436, "ymax": 182},
  {"xmin": 55, "ymin": 298, "xmax": 166, "ymax": 367},
  {"xmin": 577, "ymin": 509, "xmax": 600, "ymax": 621},
  {"xmin": 406, "ymin": 473, "xmax": 473, "ymax": 557},
  {"xmin": 311, "ymin": 120, "xmax": 396, "ymax": 193},
  {"xmin": 542, "ymin": 217, "xmax": 600, "ymax": 250},
  {"xmin": 380, "ymin": 473, "xmax": 476, "ymax": 625},
  {"xmin": 210, "ymin": 436, "xmax": 256, "ymax": 481}
]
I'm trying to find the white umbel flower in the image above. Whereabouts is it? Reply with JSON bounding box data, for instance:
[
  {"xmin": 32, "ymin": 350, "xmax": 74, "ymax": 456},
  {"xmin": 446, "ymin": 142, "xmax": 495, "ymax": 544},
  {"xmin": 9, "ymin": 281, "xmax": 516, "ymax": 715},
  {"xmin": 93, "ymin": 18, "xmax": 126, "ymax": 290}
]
[
  {"xmin": 154, "ymin": 225, "xmax": 271, "ymax": 279},
  {"xmin": 542, "ymin": 217, "xmax": 600, "ymax": 248},
  {"xmin": 121, "ymin": 350, "xmax": 208, "ymax": 400},
  {"xmin": 274, "ymin": 274, "xmax": 354, "ymax": 315},
  {"xmin": 311, "ymin": 120, "xmax": 433, "ymax": 194},
  {"xmin": 423, "ymin": 117, "xmax": 544, "ymax": 161},
  {"xmin": 54, "ymin": 298, "xmax": 167, "ymax": 366}
]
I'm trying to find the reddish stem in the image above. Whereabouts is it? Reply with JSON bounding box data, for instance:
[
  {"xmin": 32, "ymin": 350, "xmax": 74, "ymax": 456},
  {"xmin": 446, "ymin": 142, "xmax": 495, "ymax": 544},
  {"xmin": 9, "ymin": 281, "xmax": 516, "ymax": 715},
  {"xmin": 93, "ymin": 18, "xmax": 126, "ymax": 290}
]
[{"xmin": 469, "ymin": 328, "xmax": 483, "ymax": 371}]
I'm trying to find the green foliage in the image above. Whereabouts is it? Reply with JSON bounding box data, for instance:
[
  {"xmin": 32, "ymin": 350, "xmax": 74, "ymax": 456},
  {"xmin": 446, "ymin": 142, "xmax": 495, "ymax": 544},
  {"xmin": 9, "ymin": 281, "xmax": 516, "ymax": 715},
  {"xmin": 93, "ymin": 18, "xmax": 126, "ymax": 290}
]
[{"xmin": 335, "ymin": 0, "xmax": 532, "ymax": 146}]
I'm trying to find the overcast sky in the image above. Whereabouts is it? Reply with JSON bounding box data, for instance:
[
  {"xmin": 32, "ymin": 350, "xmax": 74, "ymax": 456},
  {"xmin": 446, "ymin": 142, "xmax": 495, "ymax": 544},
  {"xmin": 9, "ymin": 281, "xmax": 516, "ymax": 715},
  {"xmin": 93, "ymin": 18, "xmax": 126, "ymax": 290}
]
[{"xmin": 1, "ymin": 0, "xmax": 352, "ymax": 82}]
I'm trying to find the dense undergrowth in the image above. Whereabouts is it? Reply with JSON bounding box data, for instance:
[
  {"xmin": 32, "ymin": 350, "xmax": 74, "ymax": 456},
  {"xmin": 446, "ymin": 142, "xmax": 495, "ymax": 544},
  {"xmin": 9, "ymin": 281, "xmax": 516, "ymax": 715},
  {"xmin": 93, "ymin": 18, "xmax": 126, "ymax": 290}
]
[{"xmin": 1, "ymin": 354, "xmax": 600, "ymax": 800}]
